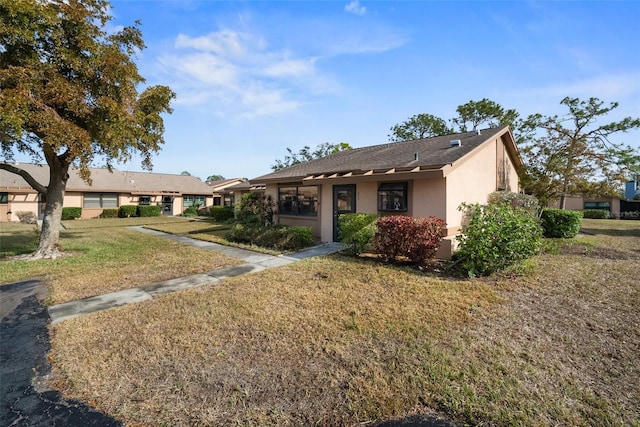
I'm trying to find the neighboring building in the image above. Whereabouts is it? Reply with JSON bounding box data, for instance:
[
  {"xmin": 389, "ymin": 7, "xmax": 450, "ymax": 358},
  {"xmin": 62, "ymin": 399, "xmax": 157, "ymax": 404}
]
[
  {"xmin": 251, "ymin": 126, "xmax": 522, "ymax": 258},
  {"xmin": 557, "ymin": 194, "xmax": 640, "ymax": 219},
  {"xmin": 206, "ymin": 178, "xmax": 246, "ymax": 207},
  {"xmin": 0, "ymin": 164, "xmax": 214, "ymax": 221}
]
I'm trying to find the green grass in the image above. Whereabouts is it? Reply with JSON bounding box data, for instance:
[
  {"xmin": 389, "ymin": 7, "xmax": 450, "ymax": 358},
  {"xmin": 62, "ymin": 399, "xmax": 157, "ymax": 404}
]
[{"xmin": 1, "ymin": 218, "xmax": 242, "ymax": 304}]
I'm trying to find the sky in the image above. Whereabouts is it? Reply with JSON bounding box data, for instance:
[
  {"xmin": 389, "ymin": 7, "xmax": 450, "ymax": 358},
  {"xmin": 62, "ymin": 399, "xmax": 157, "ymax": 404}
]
[{"xmin": 23, "ymin": 0, "xmax": 640, "ymax": 180}]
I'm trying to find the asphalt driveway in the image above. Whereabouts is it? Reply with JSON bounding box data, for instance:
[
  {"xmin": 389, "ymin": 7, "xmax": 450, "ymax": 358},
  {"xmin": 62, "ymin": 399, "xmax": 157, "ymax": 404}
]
[{"xmin": 0, "ymin": 279, "xmax": 122, "ymax": 426}]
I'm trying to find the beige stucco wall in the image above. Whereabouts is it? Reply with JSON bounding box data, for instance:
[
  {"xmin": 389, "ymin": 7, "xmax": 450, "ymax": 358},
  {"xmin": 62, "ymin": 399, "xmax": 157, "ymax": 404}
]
[
  {"xmin": 411, "ymin": 179, "xmax": 447, "ymax": 221},
  {"xmin": 444, "ymin": 136, "xmax": 520, "ymax": 236},
  {"xmin": 2, "ymin": 192, "xmax": 39, "ymax": 222}
]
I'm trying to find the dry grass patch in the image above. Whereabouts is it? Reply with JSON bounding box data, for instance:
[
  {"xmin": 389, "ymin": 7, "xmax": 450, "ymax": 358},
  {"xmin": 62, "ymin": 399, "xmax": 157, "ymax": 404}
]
[
  {"xmin": 50, "ymin": 257, "xmax": 500, "ymax": 426},
  {"xmin": 1, "ymin": 221, "xmax": 242, "ymax": 304},
  {"xmin": 47, "ymin": 218, "xmax": 640, "ymax": 426}
]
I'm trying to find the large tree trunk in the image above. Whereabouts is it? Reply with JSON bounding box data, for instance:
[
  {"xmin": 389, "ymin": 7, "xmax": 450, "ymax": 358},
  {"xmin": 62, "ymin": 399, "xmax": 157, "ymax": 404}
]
[{"xmin": 31, "ymin": 157, "xmax": 70, "ymax": 259}]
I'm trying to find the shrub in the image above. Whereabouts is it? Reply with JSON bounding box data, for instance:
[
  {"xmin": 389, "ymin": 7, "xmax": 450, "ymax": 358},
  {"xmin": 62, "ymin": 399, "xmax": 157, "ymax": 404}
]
[
  {"xmin": 183, "ymin": 206, "xmax": 199, "ymax": 216},
  {"xmin": 138, "ymin": 205, "xmax": 161, "ymax": 217},
  {"xmin": 455, "ymin": 203, "xmax": 543, "ymax": 277},
  {"xmin": 236, "ymin": 192, "xmax": 275, "ymax": 226},
  {"xmin": 540, "ymin": 208, "xmax": 583, "ymax": 238},
  {"xmin": 100, "ymin": 208, "xmax": 119, "ymax": 218},
  {"xmin": 226, "ymin": 224, "xmax": 313, "ymax": 251},
  {"xmin": 338, "ymin": 213, "xmax": 378, "ymax": 256},
  {"xmin": 281, "ymin": 226, "xmax": 314, "ymax": 250},
  {"xmin": 210, "ymin": 206, "xmax": 235, "ymax": 222},
  {"xmin": 374, "ymin": 215, "xmax": 446, "ymax": 265},
  {"xmin": 16, "ymin": 211, "xmax": 37, "ymax": 224},
  {"xmin": 61, "ymin": 207, "xmax": 82, "ymax": 220},
  {"xmin": 582, "ymin": 209, "xmax": 609, "ymax": 219},
  {"xmin": 118, "ymin": 205, "xmax": 137, "ymax": 218},
  {"xmin": 488, "ymin": 191, "xmax": 539, "ymax": 213}
]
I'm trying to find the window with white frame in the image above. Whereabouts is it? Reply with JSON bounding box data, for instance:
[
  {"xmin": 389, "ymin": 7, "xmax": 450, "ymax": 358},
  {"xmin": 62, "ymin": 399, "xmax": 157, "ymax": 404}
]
[
  {"xmin": 83, "ymin": 193, "xmax": 118, "ymax": 208},
  {"xmin": 139, "ymin": 195, "xmax": 151, "ymax": 205},
  {"xmin": 183, "ymin": 195, "xmax": 206, "ymax": 208}
]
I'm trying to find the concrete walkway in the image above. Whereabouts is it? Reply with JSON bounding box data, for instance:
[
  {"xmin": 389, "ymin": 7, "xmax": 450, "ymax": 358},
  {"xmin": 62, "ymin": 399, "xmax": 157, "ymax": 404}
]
[{"xmin": 47, "ymin": 227, "xmax": 345, "ymax": 324}]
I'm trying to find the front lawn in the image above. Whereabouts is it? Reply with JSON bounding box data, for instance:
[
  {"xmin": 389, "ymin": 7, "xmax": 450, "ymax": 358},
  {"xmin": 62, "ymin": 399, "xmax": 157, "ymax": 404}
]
[
  {"xmin": 0, "ymin": 218, "xmax": 242, "ymax": 304},
  {"xmin": 46, "ymin": 219, "xmax": 640, "ymax": 426}
]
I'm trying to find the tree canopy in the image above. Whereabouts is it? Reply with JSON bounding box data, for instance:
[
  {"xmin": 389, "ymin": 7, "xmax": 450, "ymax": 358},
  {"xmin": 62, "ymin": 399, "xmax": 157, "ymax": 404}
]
[
  {"xmin": 271, "ymin": 142, "xmax": 352, "ymax": 171},
  {"xmin": 388, "ymin": 113, "xmax": 451, "ymax": 142},
  {"xmin": 389, "ymin": 98, "xmax": 518, "ymax": 142},
  {"xmin": 452, "ymin": 98, "xmax": 519, "ymax": 132},
  {"xmin": 0, "ymin": 0, "xmax": 175, "ymax": 258},
  {"xmin": 518, "ymin": 97, "xmax": 640, "ymax": 207},
  {"xmin": 206, "ymin": 174, "xmax": 225, "ymax": 182}
]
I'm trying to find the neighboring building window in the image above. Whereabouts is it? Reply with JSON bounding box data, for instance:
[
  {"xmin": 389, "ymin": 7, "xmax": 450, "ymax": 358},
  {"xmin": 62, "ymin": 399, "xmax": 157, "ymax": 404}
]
[
  {"xmin": 278, "ymin": 186, "xmax": 318, "ymax": 216},
  {"xmin": 378, "ymin": 182, "xmax": 408, "ymax": 212},
  {"xmin": 223, "ymin": 194, "xmax": 234, "ymax": 207},
  {"xmin": 183, "ymin": 195, "xmax": 206, "ymax": 208},
  {"xmin": 83, "ymin": 193, "xmax": 118, "ymax": 208},
  {"xmin": 584, "ymin": 201, "xmax": 611, "ymax": 211},
  {"xmin": 139, "ymin": 195, "xmax": 151, "ymax": 205},
  {"xmin": 0, "ymin": 192, "xmax": 8, "ymax": 204}
]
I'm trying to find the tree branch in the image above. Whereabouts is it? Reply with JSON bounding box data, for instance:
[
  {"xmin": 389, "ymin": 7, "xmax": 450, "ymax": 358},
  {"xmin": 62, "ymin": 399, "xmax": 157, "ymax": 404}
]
[{"xmin": 0, "ymin": 163, "xmax": 48, "ymax": 194}]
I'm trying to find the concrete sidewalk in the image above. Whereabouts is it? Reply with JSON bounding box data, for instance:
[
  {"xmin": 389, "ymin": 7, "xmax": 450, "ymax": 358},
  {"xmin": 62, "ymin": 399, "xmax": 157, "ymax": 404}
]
[{"xmin": 48, "ymin": 227, "xmax": 345, "ymax": 324}]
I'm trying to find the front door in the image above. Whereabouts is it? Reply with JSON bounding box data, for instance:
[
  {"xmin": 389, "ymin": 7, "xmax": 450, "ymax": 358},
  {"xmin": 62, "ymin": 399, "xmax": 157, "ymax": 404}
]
[
  {"xmin": 162, "ymin": 196, "xmax": 174, "ymax": 216},
  {"xmin": 333, "ymin": 185, "xmax": 356, "ymax": 241}
]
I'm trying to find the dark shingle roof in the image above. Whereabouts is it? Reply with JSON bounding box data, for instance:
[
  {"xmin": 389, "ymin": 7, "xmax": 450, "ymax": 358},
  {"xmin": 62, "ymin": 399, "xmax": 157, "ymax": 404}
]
[{"xmin": 252, "ymin": 126, "xmax": 518, "ymax": 182}]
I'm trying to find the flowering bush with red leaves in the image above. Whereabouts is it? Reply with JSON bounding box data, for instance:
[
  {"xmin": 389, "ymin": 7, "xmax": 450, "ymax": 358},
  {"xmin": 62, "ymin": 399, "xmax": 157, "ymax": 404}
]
[{"xmin": 374, "ymin": 215, "xmax": 446, "ymax": 264}]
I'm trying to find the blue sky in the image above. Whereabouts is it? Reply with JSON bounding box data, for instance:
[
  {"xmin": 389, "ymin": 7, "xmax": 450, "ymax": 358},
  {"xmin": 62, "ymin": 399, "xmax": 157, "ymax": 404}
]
[{"xmin": 104, "ymin": 1, "xmax": 638, "ymax": 179}]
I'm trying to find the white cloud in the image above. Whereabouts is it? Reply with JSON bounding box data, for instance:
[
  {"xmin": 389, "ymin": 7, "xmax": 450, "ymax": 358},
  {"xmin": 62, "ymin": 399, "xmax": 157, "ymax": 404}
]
[
  {"xmin": 345, "ymin": 0, "xmax": 366, "ymax": 16},
  {"xmin": 262, "ymin": 57, "xmax": 317, "ymax": 77},
  {"xmin": 175, "ymin": 30, "xmax": 246, "ymax": 57},
  {"xmin": 155, "ymin": 28, "xmax": 326, "ymax": 118}
]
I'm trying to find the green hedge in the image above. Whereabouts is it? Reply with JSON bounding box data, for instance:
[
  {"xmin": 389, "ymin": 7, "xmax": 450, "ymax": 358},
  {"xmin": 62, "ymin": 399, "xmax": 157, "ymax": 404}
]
[
  {"xmin": 455, "ymin": 203, "xmax": 543, "ymax": 277},
  {"xmin": 61, "ymin": 207, "xmax": 82, "ymax": 220},
  {"xmin": 118, "ymin": 205, "xmax": 137, "ymax": 218},
  {"xmin": 226, "ymin": 224, "xmax": 313, "ymax": 251},
  {"xmin": 582, "ymin": 209, "xmax": 609, "ymax": 219},
  {"xmin": 210, "ymin": 206, "xmax": 235, "ymax": 222},
  {"xmin": 138, "ymin": 205, "xmax": 161, "ymax": 217},
  {"xmin": 338, "ymin": 213, "xmax": 378, "ymax": 255},
  {"xmin": 540, "ymin": 208, "xmax": 583, "ymax": 238},
  {"xmin": 100, "ymin": 208, "xmax": 119, "ymax": 218}
]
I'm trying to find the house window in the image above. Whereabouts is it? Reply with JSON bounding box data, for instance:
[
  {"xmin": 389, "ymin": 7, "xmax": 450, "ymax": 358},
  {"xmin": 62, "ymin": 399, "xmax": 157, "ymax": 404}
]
[
  {"xmin": 139, "ymin": 195, "xmax": 151, "ymax": 205},
  {"xmin": 213, "ymin": 196, "xmax": 222, "ymax": 206},
  {"xmin": 83, "ymin": 193, "xmax": 118, "ymax": 208},
  {"xmin": 183, "ymin": 195, "xmax": 206, "ymax": 208},
  {"xmin": 0, "ymin": 192, "xmax": 7, "ymax": 204},
  {"xmin": 378, "ymin": 182, "xmax": 408, "ymax": 212},
  {"xmin": 223, "ymin": 195, "xmax": 234, "ymax": 207},
  {"xmin": 278, "ymin": 186, "xmax": 318, "ymax": 216},
  {"xmin": 584, "ymin": 201, "xmax": 610, "ymax": 211}
]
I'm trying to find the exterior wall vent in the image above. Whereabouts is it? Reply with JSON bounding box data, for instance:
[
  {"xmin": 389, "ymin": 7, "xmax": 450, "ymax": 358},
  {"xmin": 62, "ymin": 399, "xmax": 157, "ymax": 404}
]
[{"xmin": 450, "ymin": 139, "xmax": 461, "ymax": 147}]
